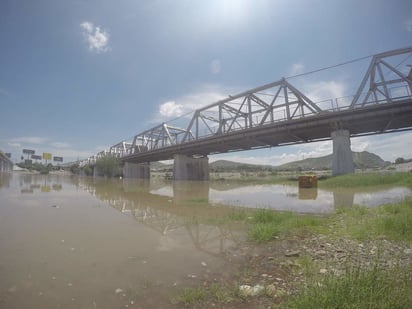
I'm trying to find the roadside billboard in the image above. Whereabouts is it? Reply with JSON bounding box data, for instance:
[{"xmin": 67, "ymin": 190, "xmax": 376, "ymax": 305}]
[
  {"xmin": 23, "ymin": 149, "xmax": 35, "ymax": 155},
  {"xmin": 53, "ymin": 156, "xmax": 63, "ymax": 162},
  {"xmin": 31, "ymin": 155, "xmax": 42, "ymax": 160},
  {"xmin": 43, "ymin": 153, "xmax": 52, "ymax": 160}
]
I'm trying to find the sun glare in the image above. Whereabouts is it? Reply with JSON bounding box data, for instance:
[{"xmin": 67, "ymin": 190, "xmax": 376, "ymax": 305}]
[{"xmin": 215, "ymin": 0, "xmax": 251, "ymax": 25}]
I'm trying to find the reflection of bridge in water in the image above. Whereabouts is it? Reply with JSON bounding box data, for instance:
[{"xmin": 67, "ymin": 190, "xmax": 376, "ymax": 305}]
[
  {"xmin": 75, "ymin": 177, "xmax": 412, "ymax": 257},
  {"xmin": 76, "ymin": 178, "xmax": 246, "ymax": 258}
]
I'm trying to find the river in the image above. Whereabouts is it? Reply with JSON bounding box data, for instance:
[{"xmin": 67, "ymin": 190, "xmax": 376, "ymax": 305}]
[{"xmin": 0, "ymin": 172, "xmax": 410, "ymax": 308}]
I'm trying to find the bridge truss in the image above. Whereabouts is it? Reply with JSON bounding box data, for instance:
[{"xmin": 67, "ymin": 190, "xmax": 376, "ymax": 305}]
[{"xmin": 83, "ymin": 46, "xmax": 412, "ymax": 165}]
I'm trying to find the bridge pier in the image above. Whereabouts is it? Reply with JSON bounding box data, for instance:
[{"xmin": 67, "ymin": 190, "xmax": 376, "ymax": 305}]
[
  {"xmin": 173, "ymin": 154, "xmax": 209, "ymax": 181},
  {"xmin": 331, "ymin": 129, "xmax": 354, "ymax": 176},
  {"xmin": 123, "ymin": 162, "xmax": 151, "ymax": 179}
]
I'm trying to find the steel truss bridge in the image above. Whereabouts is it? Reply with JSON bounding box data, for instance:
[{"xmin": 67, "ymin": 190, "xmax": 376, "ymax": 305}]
[{"xmin": 83, "ymin": 47, "xmax": 412, "ymax": 166}]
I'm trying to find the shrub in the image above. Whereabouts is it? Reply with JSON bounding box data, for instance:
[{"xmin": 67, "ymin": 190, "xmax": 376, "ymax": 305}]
[{"xmin": 95, "ymin": 156, "xmax": 121, "ymax": 177}]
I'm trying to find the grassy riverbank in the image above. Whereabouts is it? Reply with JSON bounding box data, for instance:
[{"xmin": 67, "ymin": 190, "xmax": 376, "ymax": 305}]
[
  {"xmin": 175, "ymin": 172, "xmax": 412, "ymax": 308},
  {"xmin": 318, "ymin": 171, "xmax": 412, "ymax": 188}
]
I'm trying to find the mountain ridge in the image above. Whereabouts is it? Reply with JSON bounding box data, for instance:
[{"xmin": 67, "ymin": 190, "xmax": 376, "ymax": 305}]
[{"xmin": 152, "ymin": 151, "xmax": 390, "ymax": 171}]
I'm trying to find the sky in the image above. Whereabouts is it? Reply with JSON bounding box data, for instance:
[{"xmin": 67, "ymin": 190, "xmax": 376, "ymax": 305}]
[{"xmin": 1, "ymin": 0, "xmax": 412, "ymax": 166}]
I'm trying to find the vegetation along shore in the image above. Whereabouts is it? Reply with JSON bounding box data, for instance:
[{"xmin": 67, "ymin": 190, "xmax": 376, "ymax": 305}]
[{"xmin": 173, "ymin": 172, "xmax": 412, "ymax": 308}]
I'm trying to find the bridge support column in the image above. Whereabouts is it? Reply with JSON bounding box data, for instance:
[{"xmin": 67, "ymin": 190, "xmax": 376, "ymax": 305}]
[
  {"xmin": 331, "ymin": 129, "xmax": 354, "ymax": 176},
  {"xmin": 123, "ymin": 162, "xmax": 150, "ymax": 179},
  {"xmin": 173, "ymin": 154, "xmax": 209, "ymax": 181}
]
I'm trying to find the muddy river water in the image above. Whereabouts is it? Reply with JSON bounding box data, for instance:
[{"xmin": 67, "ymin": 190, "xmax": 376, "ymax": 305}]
[{"xmin": 0, "ymin": 172, "xmax": 410, "ymax": 308}]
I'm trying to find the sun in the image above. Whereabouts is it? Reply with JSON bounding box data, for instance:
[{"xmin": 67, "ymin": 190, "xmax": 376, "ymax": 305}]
[{"xmin": 214, "ymin": 0, "xmax": 251, "ymax": 25}]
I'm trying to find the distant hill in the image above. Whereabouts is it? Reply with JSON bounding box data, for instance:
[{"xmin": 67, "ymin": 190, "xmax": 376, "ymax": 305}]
[
  {"xmin": 275, "ymin": 151, "xmax": 390, "ymax": 171},
  {"xmin": 151, "ymin": 151, "xmax": 389, "ymax": 172},
  {"xmin": 210, "ymin": 160, "xmax": 272, "ymax": 171},
  {"xmin": 152, "ymin": 159, "xmax": 273, "ymax": 172}
]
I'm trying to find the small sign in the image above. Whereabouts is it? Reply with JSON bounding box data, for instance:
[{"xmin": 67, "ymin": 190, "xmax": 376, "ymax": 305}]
[
  {"xmin": 43, "ymin": 153, "xmax": 52, "ymax": 160},
  {"xmin": 41, "ymin": 186, "xmax": 51, "ymax": 193},
  {"xmin": 23, "ymin": 149, "xmax": 35, "ymax": 155},
  {"xmin": 31, "ymin": 154, "xmax": 42, "ymax": 160},
  {"xmin": 53, "ymin": 156, "xmax": 63, "ymax": 162}
]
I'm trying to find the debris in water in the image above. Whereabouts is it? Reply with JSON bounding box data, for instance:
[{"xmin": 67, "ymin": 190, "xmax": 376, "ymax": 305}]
[
  {"xmin": 201, "ymin": 261, "xmax": 207, "ymax": 267},
  {"xmin": 238, "ymin": 284, "xmax": 264, "ymax": 297},
  {"xmin": 115, "ymin": 288, "xmax": 123, "ymax": 294},
  {"xmin": 67, "ymin": 283, "xmax": 73, "ymax": 287},
  {"xmin": 285, "ymin": 250, "xmax": 300, "ymax": 257},
  {"xmin": 51, "ymin": 205, "xmax": 59, "ymax": 208}
]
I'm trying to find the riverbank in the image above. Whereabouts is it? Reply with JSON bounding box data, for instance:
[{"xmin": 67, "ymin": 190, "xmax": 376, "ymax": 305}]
[{"xmin": 172, "ymin": 173, "xmax": 412, "ymax": 308}]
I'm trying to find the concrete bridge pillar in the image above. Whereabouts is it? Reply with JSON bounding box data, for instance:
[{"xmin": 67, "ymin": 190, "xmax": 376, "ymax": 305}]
[
  {"xmin": 331, "ymin": 129, "xmax": 354, "ymax": 176},
  {"xmin": 123, "ymin": 162, "xmax": 150, "ymax": 179},
  {"xmin": 173, "ymin": 154, "xmax": 209, "ymax": 181},
  {"xmin": 93, "ymin": 166, "xmax": 99, "ymax": 178}
]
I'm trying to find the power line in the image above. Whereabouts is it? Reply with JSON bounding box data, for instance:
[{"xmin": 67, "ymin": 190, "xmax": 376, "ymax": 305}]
[{"xmin": 285, "ymin": 54, "xmax": 374, "ymax": 80}]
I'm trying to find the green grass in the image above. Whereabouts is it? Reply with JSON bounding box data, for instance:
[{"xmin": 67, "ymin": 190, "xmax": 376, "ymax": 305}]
[
  {"xmin": 249, "ymin": 209, "xmax": 325, "ymax": 242},
  {"xmin": 178, "ymin": 287, "xmax": 208, "ymax": 306},
  {"xmin": 319, "ymin": 172, "xmax": 412, "ymax": 188},
  {"xmin": 333, "ymin": 198, "xmax": 412, "ymax": 242},
  {"xmin": 178, "ymin": 284, "xmax": 233, "ymax": 306},
  {"xmin": 284, "ymin": 264, "xmax": 412, "ymax": 309},
  {"xmin": 377, "ymin": 199, "xmax": 412, "ymax": 241},
  {"xmin": 246, "ymin": 197, "xmax": 412, "ymax": 243}
]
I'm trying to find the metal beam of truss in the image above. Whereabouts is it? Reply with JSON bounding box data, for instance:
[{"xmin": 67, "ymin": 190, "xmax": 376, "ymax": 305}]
[
  {"xmin": 181, "ymin": 78, "xmax": 322, "ymax": 143},
  {"xmin": 129, "ymin": 123, "xmax": 192, "ymax": 155},
  {"xmin": 350, "ymin": 46, "xmax": 412, "ymax": 108}
]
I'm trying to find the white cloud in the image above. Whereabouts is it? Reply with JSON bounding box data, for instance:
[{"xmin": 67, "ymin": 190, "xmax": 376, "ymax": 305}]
[
  {"xmin": 50, "ymin": 142, "xmax": 71, "ymax": 149},
  {"xmin": 305, "ymin": 80, "xmax": 347, "ymax": 110},
  {"xmin": 405, "ymin": 19, "xmax": 412, "ymax": 32},
  {"xmin": 290, "ymin": 62, "xmax": 305, "ymax": 76},
  {"xmin": 80, "ymin": 21, "xmax": 93, "ymax": 33},
  {"xmin": 80, "ymin": 21, "xmax": 110, "ymax": 53},
  {"xmin": 210, "ymin": 59, "xmax": 222, "ymax": 74},
  {"xmin": 159, "ymin": 101, "xmax": 184, "ymax": 118},
  {"xmin": 10, "ymin": 136, "xmax": 49, "ymax": 145},
  {"xmin": 7, "ymin": 142, "xmax": 21, "ymax": 148},
  {"xmin": 152, "ymin": 85, "xmax": 230, "ymax": 123}
]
